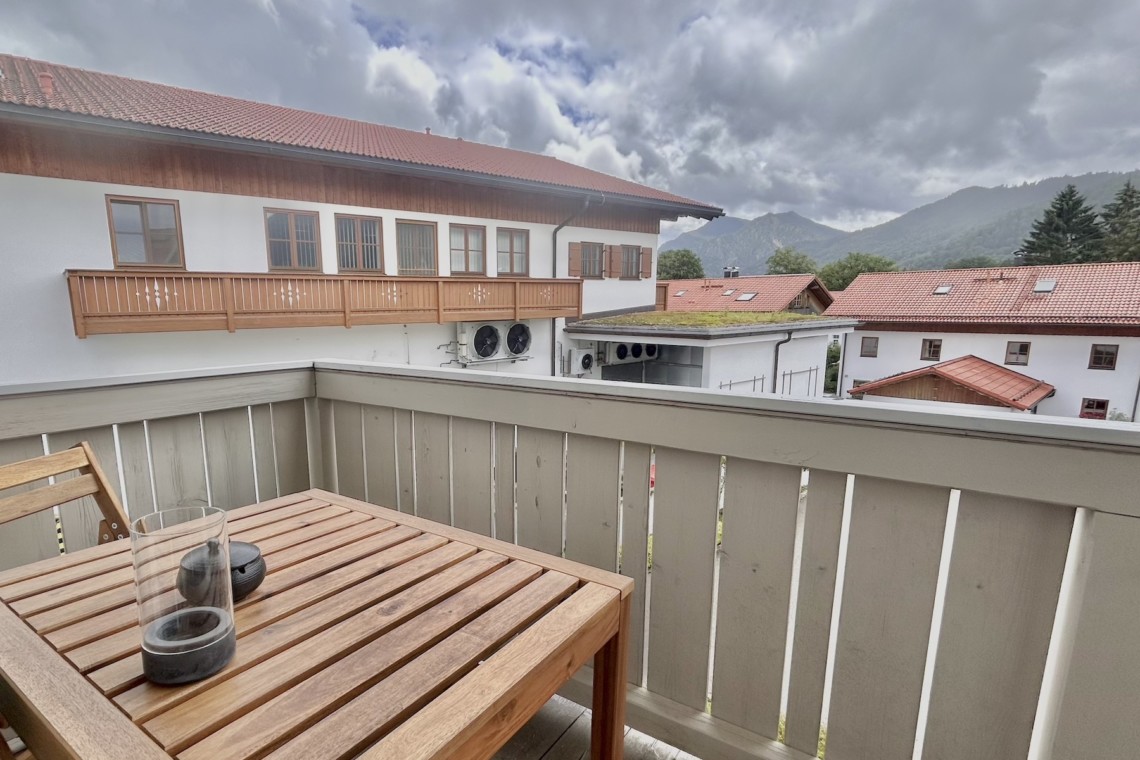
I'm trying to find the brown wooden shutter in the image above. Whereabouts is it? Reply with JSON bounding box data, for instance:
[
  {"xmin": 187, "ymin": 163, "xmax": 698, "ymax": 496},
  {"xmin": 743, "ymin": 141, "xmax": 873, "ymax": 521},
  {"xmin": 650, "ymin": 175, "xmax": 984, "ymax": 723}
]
[
  {"xmin": 640, "ymin": 247, "xmax": 653, "ymax": 278},
  {"xmin": 568, "ymin": 242, "xmax": 582, "ymax": 277},
  {"xmin": 607, "ymin": 245, "xmax": 622, "ymax": 278}
]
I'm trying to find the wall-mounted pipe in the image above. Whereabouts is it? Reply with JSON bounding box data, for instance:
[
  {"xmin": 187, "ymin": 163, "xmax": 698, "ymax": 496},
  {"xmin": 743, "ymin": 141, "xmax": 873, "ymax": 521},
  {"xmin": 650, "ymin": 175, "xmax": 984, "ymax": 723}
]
[
  {"xmin": 770, "ymin": 331, "xmax": 793, "ymax": 393},
  {"xmin": 550, "ymin": 195, "xmax": 603, "ymax": 375}
]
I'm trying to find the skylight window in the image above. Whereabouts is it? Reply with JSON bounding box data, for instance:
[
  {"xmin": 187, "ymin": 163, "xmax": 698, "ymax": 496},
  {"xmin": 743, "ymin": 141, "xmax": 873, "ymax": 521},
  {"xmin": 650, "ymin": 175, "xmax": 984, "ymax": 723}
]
[
  {"xmin": 933, "ymin": 284, "xmax": 952, "ymax": 295},
  {"xmin": 735, "ymin": 293, "xmax": 757, "ymax": 302},
  {"xmin": 674, "ymin": 290, "xmax": 686, "ymax": 296},
  {"xmin": 1033, "ymin": 279, "xmax": 1057, "ymax": 293},
  {"xmin": 723, "ymin": 289, "xmax": 736, "ymax": 296}
]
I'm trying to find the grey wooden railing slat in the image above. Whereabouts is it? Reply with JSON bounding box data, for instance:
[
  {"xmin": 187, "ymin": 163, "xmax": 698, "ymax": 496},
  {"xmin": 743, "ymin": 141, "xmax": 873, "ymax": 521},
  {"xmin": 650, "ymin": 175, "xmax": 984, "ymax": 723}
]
[
  {"xmin": 782, "ymin": 469, "xmax": 845, "ymax": 755},
  {"xmin": 564, "ymin": 435, "xmax": 620, "ymax": 572},
  {"xmin": 825, "ymin": 477, "xmax": 948, "ymax": 760},
  {"xmin": 922, "ymin": 492, "xmax": 1073, "ymax": 759},
  {"xmin": 116, "ymin": 421, "xmax": 156, "ymax": 518},
  {"xmin": 394, "ymin": 409, "xmax": 415, "ymax": 513},
  {"xmin": 493, "ymin": 423, "xmax": 515, "ymax": 542},
  {"xmin": 646, "ymin": 447, "xmax": 721, "ymax": 712},
  {"xmin": 331, "ymin": 401, "xmax": 366, "ymax": 501},
  {"xmin": 711, "ymin": 459, "xmax": 800, "ymax": 739},
  {"xmin": 513, "ymin": 427, "xmax": 563, "ymax": 557},
  {"xmin": 450, "ymin": 417, "xmax": 492, "ymax": 536},
  {"xmin": 202, "ymin": 407, "xmax": 257, "ymax": 509},
  {"xmin": 413, "ymin": 412, "xmax": 451, "ymax": 526},
  {"xmin": 250, "ymin": 404, "xmax": 279, "ymax": 500},
  {"xmin": 270, "ymin": 399, "xmax": 310, "ymax": 496},
  {"xmin": 361, "ymin": 405, "xmax": 397, "ymax": 508},
  {"xmin": 146, "ymin": 414, "xmax": 208, "ymax": 510},
  {"xmin": 1052, "ymin": 511, "xmax": 1140, "ymax": 758},
  {"xmin": 620, "ymin": 442, "xmax": 651, "ymax": 686}
]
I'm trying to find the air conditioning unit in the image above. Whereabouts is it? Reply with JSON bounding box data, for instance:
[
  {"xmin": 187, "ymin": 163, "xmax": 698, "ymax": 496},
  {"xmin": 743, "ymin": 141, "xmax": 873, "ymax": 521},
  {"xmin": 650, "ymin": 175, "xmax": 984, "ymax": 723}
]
[
  {"xmin": 568, "ymin": 348, "xmax": 595, "ymax": 376},
  {"xmin": 604, "ymin": 342, "xmax": 659, "ymax": 365},
  {"xmin": 457, "ymin": 322, "xmax": 532, "ymax": 363}
]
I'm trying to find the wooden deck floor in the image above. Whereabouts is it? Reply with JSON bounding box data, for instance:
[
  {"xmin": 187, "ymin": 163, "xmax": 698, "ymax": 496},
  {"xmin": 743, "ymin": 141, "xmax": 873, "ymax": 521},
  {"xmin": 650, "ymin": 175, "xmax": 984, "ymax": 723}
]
[{"xmin": 494, "ymin": 695, "xmax": 697, "ymax": 760}]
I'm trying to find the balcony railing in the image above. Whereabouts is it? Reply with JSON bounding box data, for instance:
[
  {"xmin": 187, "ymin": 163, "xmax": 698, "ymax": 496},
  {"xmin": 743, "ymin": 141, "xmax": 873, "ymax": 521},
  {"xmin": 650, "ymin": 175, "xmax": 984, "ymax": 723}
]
[
  {"xmin": 65, "ymin": 270, "xmax": 583, "ymax": 337},
  {"xmin": 1, "ymin": 362, "xmax": 1138, "ymax": 760}
]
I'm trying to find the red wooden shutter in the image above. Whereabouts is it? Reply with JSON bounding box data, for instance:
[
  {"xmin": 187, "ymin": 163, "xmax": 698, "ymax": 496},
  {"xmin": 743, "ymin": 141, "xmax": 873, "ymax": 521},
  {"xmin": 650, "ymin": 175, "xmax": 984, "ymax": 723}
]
[
  {"xmin": 640, "ymin": 247, "xmax": 653, "ymax": 278},
  {"xmin": 606, "ymin": 245, "xmax": 622, "ymax": 278},
  {"xmin": 567, "ymin": 242, "xmax": 582, "ymax": 277}
]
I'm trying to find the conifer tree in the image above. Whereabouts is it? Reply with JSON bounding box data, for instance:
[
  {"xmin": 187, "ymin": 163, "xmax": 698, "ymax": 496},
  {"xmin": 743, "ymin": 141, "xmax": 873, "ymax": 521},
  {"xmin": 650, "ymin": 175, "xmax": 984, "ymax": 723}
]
[
  {"xmin": 1019, "ymin": 184, "xmax": 1105, "ymax": 264},
  {"xmin": 1101, "ymin": 180, "xmax": 1140, "ymax": 261}
]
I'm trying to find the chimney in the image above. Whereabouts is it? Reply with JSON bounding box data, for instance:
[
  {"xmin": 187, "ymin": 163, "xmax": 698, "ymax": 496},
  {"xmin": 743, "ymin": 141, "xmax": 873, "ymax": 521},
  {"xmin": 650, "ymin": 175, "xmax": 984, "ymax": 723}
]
[
  {"xmin": 37, "ymin": 71, "xmax": 54, "ymax": 98},
  {"xmin": 424, "ymin": 127, "xmax": 431, "ymax": 135}
]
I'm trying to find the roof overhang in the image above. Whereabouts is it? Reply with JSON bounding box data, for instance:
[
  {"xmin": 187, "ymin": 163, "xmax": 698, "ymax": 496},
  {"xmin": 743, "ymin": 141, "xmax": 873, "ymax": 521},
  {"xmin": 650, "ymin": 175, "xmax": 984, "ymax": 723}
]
[{"xmin": 0, "ymin": 103, "xmax": 724, "ymax": 221}]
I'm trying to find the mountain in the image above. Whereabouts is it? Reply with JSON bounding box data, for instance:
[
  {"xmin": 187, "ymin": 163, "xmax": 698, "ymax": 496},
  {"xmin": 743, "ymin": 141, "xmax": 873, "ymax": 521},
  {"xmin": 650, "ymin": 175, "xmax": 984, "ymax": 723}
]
[
  {"xmin": 662, "ymin": 211, "xmax": 847, "ymax": 275},
  {"xmin": 663, "ymin": 170, "xmax": 1140, "ymax": 273}
]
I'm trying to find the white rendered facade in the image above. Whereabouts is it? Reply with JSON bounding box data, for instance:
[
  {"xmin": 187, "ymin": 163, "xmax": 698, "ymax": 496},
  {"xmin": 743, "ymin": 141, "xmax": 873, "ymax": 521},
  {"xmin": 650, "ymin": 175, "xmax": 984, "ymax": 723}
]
[
  {"xmin": 841, "ymin": 328, "xmax": 1140, "ymax": 420},
  {"xmin": 0, "ymin": 172, "xmax": 661, "ymax": 385}
]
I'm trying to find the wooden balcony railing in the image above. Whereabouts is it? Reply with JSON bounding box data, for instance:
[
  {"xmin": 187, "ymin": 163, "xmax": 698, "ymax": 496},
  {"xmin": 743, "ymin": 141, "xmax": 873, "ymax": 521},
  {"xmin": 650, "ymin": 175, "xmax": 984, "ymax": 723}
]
[
  {"xmin": 2, "ymin": 362, "xmax": 1139, "ymax": 760},
  {"xmin": 65, "ymin": 270, "xmax": 583, "ymax": 337}
]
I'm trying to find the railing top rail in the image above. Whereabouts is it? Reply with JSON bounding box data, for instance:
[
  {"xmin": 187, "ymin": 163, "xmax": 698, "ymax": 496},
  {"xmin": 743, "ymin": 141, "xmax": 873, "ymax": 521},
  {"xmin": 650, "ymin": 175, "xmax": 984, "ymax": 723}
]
[
  {"xmin": 64, "ymin": 269, "xmax": 575, "ymax": 285},
  {"xmin": 0, "ymin": 361, "xmax": 315, "ymax": 399},
  {"xmin": 313, "ymin": 359, "xmax": 1140, "ymax": 451}
]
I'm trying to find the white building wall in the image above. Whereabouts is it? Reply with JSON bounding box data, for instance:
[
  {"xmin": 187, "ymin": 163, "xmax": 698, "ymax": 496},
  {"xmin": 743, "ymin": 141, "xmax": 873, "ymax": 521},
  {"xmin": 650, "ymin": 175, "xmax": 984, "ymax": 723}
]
[
  {"xmin": 0, "ymin": 173, "xmax": 658, "ymax": 384},
  {"xmin": 842, "ymin": 329, "xmax": 1140, "ymax": 419},
  {"xmin": 702, "ymin": 330, "xmax": 834, "ymax": 398}
]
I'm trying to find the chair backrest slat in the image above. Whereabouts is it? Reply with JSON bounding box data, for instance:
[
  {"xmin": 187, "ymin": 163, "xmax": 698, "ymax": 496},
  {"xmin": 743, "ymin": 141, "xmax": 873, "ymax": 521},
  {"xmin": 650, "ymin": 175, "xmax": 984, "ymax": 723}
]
[
  {"xmin": 0, "ymin": 442, "xmax": 130, "ymax": 547},
  {"xmin": 0, "ymin": 474, "xmax": 99, "ymax": 526},
  {"xmin": 0, "ymin": 448, "xmax": 89, "ymax": 492}
]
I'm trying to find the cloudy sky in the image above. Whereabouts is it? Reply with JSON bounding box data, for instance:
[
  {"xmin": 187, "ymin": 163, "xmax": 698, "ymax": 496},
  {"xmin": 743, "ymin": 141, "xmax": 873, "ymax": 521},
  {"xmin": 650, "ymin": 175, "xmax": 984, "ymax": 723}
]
[{"xmin": 3, "ymin": 0, "xmax": 1139, "ymax": 237}]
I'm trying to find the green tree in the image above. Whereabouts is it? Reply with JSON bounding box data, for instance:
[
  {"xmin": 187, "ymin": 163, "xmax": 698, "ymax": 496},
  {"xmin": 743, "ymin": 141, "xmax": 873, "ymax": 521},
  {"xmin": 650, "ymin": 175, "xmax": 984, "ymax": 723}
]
[
  {"xmin": 766, "ymin": 246, "xmax": 818, "ymax": 275},
  {"xmin": 1101, "ymin": 180, "xmax": 1140, "ymax": 262},
  {"xmin": 1019, "ymin": 184, "xmax": 1105, "ymax": 264},
  {"xmin": 824, "ymin": 340, "xmax": 841, "ymax": 394},
  {"xmin": 818, "ymin": 252, "xmax": 898, "ymax": 291},
  {"xmin": 657, "ymin": 249, "xmax": 705, "ymax": 279},
  {"xmin": 942, "ymin": 255, "xmax": 1005, "ymax": 270}
]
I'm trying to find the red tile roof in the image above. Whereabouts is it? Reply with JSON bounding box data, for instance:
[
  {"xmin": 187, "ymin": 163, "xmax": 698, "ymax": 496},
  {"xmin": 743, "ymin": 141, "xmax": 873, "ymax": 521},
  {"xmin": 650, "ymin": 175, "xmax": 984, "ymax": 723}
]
[
  {"xmin": 826, "ymin": 262, "xmax": 1140, "ymax": 326},
  {"xmin": 849, "ymin": 355, "xmax": 1055, "ymax": 410},
  {"xmin": 0, "ymin": 54, "xmax": 720, "ymax": 214},
  {"xmin": 663, "ymin": 274, "xmax": 832, "ymax": 312}
]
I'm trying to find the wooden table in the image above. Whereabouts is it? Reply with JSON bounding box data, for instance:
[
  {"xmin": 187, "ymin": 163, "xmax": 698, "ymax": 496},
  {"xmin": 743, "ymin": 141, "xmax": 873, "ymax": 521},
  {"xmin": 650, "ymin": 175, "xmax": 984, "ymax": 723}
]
[{"xmin": 0, "ymin": 489, "xmax": 632, "ymax": 760}]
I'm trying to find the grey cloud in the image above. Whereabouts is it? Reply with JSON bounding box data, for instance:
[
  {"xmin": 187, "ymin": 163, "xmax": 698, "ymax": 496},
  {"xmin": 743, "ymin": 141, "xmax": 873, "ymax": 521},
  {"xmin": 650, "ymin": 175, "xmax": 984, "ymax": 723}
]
[{"xmin": 2, "ymin": 0, "xmax": 1139, "ymax": 227}]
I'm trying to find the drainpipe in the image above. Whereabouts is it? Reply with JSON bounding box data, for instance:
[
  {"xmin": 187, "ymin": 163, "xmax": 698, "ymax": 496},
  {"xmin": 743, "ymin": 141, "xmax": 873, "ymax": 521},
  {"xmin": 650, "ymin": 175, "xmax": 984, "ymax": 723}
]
[
  {"xmin": 771, "ymin": 331, "xmax": 793, "ymax": 393},
  {"xmin": 550, "ymin": 195, "xmax": 601, "ymax": 375},
  {"xmin": 836, "ymin": 332, "xmax": 849, "ymax": 398},
  {"xmin": 1131, "ymin": 371, "xmax": 1140, "ymax": 422}
]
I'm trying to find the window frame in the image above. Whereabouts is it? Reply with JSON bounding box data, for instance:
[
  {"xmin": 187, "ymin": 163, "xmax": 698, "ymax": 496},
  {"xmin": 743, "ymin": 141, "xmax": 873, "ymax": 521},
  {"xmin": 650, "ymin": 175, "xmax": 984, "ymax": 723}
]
[
  {"xmin": 1005, "ymin": 341, "xmax": 1031, "ymax": 366},
  {"xmin": 449, "ymin": 223, "xmax": 487, "ymax": 276},
  {"xmin": 620, "ymin": 245, "xmax": 642, "ymax": 280},
  {"xmin": 395, "ymin": 219, "xmax": 440, "ymax": 277},
  {"xmin": 264, "ymin": 208, "xmax": 322, "ymax": 271},
  {"xmin": 1088, "ymin": 344, "xmax": 1119, "ymax": 370},
  {"xmin": 334, "ymin": 214, "xmax": 384, "ymax": 274},
  {"xmin": 106, "ymin": 195, "xmax": 186, "ymax": 269},
  {"xmin": 920, "ymin": 338, "xmax": 942, "ymax": 361},
  {"xmin": 581, "ymin": 242, "xmax": 605, "ymax": 279},
  {"xmin": 860, "ymin": 336, "xmax": 879, "ymax": 358},
  {"xmin": 1080, "ymin": 397, "xmax": 1109, "ymax": 420},
  {"xmin": 496, "ymin": 227, "xmax": 530, "ymax": 277}
]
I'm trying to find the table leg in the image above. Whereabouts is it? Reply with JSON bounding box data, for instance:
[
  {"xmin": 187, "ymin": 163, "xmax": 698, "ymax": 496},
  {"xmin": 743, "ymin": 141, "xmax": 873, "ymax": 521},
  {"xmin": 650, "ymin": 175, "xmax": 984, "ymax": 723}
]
[{"xmin": 591, "ymin": 594, "xmax": 631, "ymax": 759}]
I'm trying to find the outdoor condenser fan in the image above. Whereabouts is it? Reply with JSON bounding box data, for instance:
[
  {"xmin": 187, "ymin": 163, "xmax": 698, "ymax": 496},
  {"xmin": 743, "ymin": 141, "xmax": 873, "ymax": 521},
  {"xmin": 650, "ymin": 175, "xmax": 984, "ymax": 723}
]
[
  {"xmin": 506, "ymin": 323, "xmax": 532, "ymax": 355},
  {"xmin": 473, "ymin": 325, "xmax": 500, "ymax": 358},
  {"xmin": 580, "ymin": 353, "xmax": 594, "ymax": 371}
]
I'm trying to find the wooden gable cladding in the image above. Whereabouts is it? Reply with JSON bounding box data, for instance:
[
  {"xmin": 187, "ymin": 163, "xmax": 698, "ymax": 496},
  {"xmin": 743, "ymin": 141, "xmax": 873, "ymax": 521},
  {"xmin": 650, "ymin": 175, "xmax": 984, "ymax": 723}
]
[
  {"xmin": 0, "ymin": 122, "xmax": 661, "ymax": 234},
  {"xmin": 861, "ymin": 375, "xmax": 1008, "ymax": 408}
]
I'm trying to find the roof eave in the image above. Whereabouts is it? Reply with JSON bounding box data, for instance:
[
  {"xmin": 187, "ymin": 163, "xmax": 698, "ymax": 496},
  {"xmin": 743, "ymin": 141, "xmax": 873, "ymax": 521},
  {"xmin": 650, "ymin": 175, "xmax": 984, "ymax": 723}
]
[
  {"xmin": 564, "ymin": 317, "xmax": 857, "ymax": 341},
  {"xmin": 0, "ymin": 103, "xmax": 725, "ymax": 221}
]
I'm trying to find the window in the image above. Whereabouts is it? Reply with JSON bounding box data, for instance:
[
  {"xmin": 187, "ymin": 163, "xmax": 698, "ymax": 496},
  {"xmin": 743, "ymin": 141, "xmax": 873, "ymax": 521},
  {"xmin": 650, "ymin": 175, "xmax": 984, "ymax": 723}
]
[
  {"xmin": 790, "ymin": 292, "xmax": 812, "ymax": 309},
  {"xmin": 449, "ymin": 224, "xmax": 485, "ymax": 275},
  {"xmin": 1005, "ymin": 341, "xmax": 1031, "ymax": 366},
  {"xmin": 1089, "ymin": 344, "xmax": 1118, "ymax": 370},
  {"xmin": 722, "ymin": 289, "xmax": 735, "ymax": 296},
  {"xmin": 933, "ymin": 284, "xmax": 952, "ymax": 295},
  {"xmin": 674, "ymin": 290, "xmax": 687, "ymax": 296},
  {"xmin": 396, "ymin": 220, "xmax": 438, "ymax": 276},
  {"xmin": 921, "ymin": 338, "xmax": 942, "ymax": 361},
  {"xmin": 621, "ymin": 245, "xmax": 642, "ymax": 279},
  {"xmin": 497, "ymin": 228, "xmax": 529, "ymax": 276},
  {"xmin": 265, "ymin": 209, "xmax": 320, "ymax": 270},
  {"xmin": 335, "ymin": 215, "xmax": 382, "ymax": 272},
  {"xmin": 107, "ymin": 196, "xmax": 184, "ymax": 267},
  {"xmin": 1080, "ymin": 398, "xmax": 1108, "ymax": 420},
  {"xmin": 581, "ymin": 243, "xmax": 605, "ymax": 278},
  {"xmin": 860, "ymin": 336, "xmax": 879, "ymax": 357},
  {"xmin": 1033, "ymin": 279, "xmax": 1057, "ymax": 293},
  {"xmin": 736, "ymin": 293, "xmax": 757, "ymax": 301}
]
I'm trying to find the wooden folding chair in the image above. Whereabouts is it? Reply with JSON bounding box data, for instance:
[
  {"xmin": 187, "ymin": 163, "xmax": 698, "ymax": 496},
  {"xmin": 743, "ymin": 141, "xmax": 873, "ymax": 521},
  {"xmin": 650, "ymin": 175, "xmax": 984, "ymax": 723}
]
[
  {"xmin": 0, "ymin": 442, "xmax": 130, "ymax": 759},
  {"xmin": 0, "ymin": 441, "xmax": 129, "ymax": 545}
]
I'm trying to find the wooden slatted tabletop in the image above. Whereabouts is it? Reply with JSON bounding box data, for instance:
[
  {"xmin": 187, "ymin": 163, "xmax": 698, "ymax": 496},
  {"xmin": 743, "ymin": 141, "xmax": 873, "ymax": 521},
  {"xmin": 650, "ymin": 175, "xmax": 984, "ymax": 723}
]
[{"xmin": 0, "ymin": 489, "xmax": 633, "ymax": 760}]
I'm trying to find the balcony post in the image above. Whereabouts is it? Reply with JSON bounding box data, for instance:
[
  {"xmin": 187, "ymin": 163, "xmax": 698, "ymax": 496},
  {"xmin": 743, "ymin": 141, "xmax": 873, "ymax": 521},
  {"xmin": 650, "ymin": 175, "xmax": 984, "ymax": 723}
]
[
  {"xmin": 222, "ymin": 276, "xmax": 236, "ymax": 333},
  {"xmin": 67, "ymin": 273, "xmax": 88, "ymax": 339}
]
